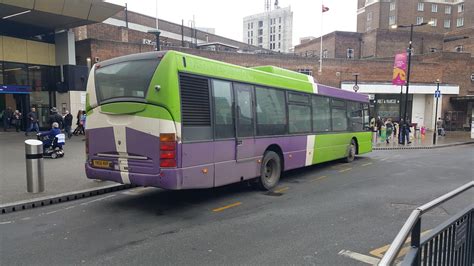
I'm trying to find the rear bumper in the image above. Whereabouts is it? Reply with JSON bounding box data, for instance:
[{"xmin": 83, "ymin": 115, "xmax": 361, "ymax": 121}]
[{"xmin": 85, "ymin": 164, "xmax": 180, "ymax": 190}]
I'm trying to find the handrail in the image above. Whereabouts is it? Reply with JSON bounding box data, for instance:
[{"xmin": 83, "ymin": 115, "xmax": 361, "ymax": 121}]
[{"xmin": 379, "ymin": 181, "xmax": 473, "ymax": 265}]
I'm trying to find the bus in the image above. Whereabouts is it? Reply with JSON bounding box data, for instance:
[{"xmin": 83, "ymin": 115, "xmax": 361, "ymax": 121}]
[{"xmin": 85, "ymin": 51, "xmax": 371, "ymax": 190}]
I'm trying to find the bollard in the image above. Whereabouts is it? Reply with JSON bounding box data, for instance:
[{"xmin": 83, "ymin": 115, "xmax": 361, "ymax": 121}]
[{"xmin": 25, "ymin": 139, "xmax": 44, "ymax": 193}]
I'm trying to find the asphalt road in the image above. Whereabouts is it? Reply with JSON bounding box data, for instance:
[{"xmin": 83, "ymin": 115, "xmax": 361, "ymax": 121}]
[{"xmin": 1, "ymin": 145, "xmax": 473, "ymax": 265}]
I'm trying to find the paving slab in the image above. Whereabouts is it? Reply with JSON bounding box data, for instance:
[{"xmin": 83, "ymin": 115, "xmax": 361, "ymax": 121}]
[
  {"xmin": 373, "ymin": 130, "xmax": 473, "ymax": 149},
  {"xmin": 0, "ymin": 131, "xmax": 117, "ymax": 205}
]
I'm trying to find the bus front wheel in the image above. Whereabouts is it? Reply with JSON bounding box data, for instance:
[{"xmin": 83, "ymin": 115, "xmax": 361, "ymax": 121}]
[
  {"xmin": 344, "ymin": 139, "xmax": 356, "ymax": 163},
  {"xmin": 257, "ymin": 151, "xmax": 281, "ymax": 191}
]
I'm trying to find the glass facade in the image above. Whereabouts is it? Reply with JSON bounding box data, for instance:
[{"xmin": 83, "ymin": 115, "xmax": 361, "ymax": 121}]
[
  {"xmin": 0, "ymin": 61, "xmax": 59, "ymax": 129},
  {"xmin": 370, "ymin": 93, "xmax": 413, "ymax": 122}
]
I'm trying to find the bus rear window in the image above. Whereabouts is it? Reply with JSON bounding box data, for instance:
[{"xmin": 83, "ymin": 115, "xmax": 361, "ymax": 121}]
[{"xmin": 95, "ymin": 59, "xmax": 159, "ymax": 104}]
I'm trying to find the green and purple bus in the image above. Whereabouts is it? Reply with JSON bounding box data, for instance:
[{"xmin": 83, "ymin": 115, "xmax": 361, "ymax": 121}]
[{"xmin": 85, "ymin": 51, "xmax": 371, "ymax": 190}]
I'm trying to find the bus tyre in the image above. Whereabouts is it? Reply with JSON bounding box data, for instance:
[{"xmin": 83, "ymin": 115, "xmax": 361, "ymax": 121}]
[
  {"xmin": 345, "ymin": 140, "xmax": 356, "ymax": 163},
  {"xmin": 257, "ymin": 151, "xmax": 281, "ymax": 191}
]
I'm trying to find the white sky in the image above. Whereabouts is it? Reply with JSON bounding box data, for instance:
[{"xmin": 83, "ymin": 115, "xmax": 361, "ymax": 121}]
[{"xmin": 107, "ymin": 0, "xmax": 358, "ymax": 46}]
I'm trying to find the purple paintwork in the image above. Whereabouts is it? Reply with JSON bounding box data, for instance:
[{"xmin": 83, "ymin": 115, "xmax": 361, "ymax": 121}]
[
  {"xmin": 318, "ymin": 84, "xmax": 369, "ymax": 102},
  {"xmin": 86, "ymin": 126, "xmax": 310, "ymax": 190}
]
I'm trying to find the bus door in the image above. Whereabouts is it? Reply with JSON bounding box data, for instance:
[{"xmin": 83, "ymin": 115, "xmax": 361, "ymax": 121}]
[{"xmin": 234, "ymin": 83, "xmax": 256, "ymax": 162}]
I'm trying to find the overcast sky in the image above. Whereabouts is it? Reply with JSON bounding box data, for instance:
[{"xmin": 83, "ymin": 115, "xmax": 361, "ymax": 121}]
[{"xmin": 107, "ymin": 0, "xmax": 358, "ymax": 46}]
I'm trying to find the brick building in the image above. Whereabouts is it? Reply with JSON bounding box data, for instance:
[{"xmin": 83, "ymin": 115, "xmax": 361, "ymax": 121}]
[{"xmin": 357, "ymin": 0, "xmax": 472, "ymax": 34}]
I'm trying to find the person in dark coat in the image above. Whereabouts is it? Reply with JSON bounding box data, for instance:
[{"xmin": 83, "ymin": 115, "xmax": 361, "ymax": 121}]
[
  {"xmin": 2, "ymin": 107, "xmax": 12, "ymax": 131},
  {"xmin": 11, "ymin": 110, "xmax": 22, "ymax": 132},
  {"xmin": 25, "ymin": 107, "xmax": 40, "ymax": 136},
  {"xmin": 63, "ymin": 110, "xmax": 73, "ymax": 139},
  {"xmin": 47, "ymin": 107, "xmax": 64, "ymax": 129}
]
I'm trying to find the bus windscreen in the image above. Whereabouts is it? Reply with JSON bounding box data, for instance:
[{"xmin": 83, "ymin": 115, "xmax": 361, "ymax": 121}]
[{"xmin": 95, "ymin": 59, "xmax": 159, "ymax": 104}]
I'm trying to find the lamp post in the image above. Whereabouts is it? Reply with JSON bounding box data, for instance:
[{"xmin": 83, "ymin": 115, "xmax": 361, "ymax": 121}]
[
  {"xmin": 147, "ymin": 29, "xmax": 161, "ymax": 51},
  {"xmin": 433, "ymin": 79, "xmax": 441, "ymax": 145},
  {"xmin": 391, "ymin": 21, "xmax": 434, "ymax": 124},
  {"xmin": 352, "ymin": 73, "xmax": 360, "ymax": 92}
]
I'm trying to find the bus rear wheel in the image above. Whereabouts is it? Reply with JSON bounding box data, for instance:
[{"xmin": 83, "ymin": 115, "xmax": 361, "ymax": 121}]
[
  {"xmin": 257, "ymin": 151, "xmax": 281, "ymax": 191},
  {"xmin": 344, "ymin": 139, "xmax": 356, "ymax": 163}
]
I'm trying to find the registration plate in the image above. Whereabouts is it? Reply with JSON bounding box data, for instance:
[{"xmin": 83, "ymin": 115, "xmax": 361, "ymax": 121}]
[{"xmin": 92, "ymin": 160, "xmax": 112, "ymax": 169}]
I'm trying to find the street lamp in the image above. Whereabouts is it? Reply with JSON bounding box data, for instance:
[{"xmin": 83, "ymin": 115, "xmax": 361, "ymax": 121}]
[
  {"xmin": 433, "ymin": 79, "xmax": 441, "ymax": 145},
  {"xmin": 147, "ymin": 29, "xmax": 161, "ymax": 51},
  {"xmin": 352, "ymin": 73, "xmax": 360, "ymax": 92},
  {"xmin": 391, "ymin": 21, "xmax": 434, "ymax": 125}
]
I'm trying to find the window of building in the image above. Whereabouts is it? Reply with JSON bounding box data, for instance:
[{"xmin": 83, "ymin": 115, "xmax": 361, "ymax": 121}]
[
  {"xmin": 455, "ymin": 45, "xmax": 463, "ymax": 52},
  {"xmin": 251, "ymin": 31, "xmax": 253, "ymax": 37},
  {"xmin": 416, "ymin": 16, "xmax": 424, "ymax": 24},
  {"xmin": 430, "ymin": 18, "xmax": 437, "ymax": 26},
  {"xmin": 212, "ymin": 80, "xmax": 234, "ymax": 139},
  {"xmin": 331, "ymin": 99, "xmax": 348, "ymax": 131},
  {"xmin": 248, "ymin": 31, "xmax": 250, "ymax": 37},
  {"xmin": 432, "ymin": 4, "xmax": 438, "ymax": 13},
  {"xmin": 389, "ymin": 15, "xmax": 396, "ymax": 25},
  {"xmin": 3, "ymin": 62, "xmax": 28, "ymax": 85},
  {"xmin": 458, "ymin": 4, "xmax": 464, "ymax": 13},
  {"xmin": 251, "ymin": 39, "xmax": 253, "ymax": 45},
  {"xmin": 258, "ymin": 21, "xmax": 263, "ymax": 27},
  {"xmin": 456, "ymin": 17, "xmax": 464, "ymax": 27},
  {"xmin": 255, "ymin": 87, "xmax": 286, "ymax": 136},
  {"xmin": 445, "ymin": 6, "xmax": 451, "ymax": 14},
  {"xmin": 251, "ymin": 22, "xmax": 254, "ymax": 29},
  {"xmin": 390, "ymin": 2, "xmax": 396, "ymax": 11},
  {"xmin": 417, "ymin": 3, "xmax": 424, "ymax": 11},
  {"xmin": 278, "ymin": 34, "xmax": 281, "ymax": 40},
  {"xmin": 347, "ymin": 102, "xmax": 363, "ymax": 132},
  {"xmin": 367, "ymin": 11, "xmax": 373, "ymax": 21},
  {"xmin": 258, "ymin": 37, "xmax": 263, "ymax": 44},
  {"xmin": 297, "ymin": 69, "xmax": 313, "ymax": 76},
  {"xmin": 444, "ymin": 19, "xmax": 451, "ymax": 28},
  {"xmin": 258, "ymin": 29, "xmax": 263, "ymax": 35},
  {"xmin": 279, "ymin": 25, "xmax": 281, "ymax": 32},
  {"xmin": 270, "ymin": 27, "xmax": 273, "ymax": 34},
  {"xmin": 347, "ymin": 48, "xmax": 355, "ymax": 59},
  {"xmin": 278, "ymin": 43, "xmax": 281, "ymax": 49},
  {"xmin": 279, "ymin": 17, "xmax": 281, "ymax": 23},
  {"xmin": 248, "ymin": 23, "xmax": 251, "ymax": 30},
  {"xmin": 312, "ymin": 96, "xmax": 331, "ymax": 132},
  {"xmin": 323, "ymin": 49, "xmax": 328, "ymax": 58}
]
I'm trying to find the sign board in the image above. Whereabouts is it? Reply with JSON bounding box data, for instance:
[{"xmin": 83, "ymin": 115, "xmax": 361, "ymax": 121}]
[
  {"xmin": 353, "ymin": 85, "xmax": 359, "ymax": 92},
  {"xmin": 392, "ymin": 53, "xmax": 407, "ymax": 86},
  {"xmin": 80, "ymin": 92, "xmax": 87, "ymax": 105},
  {"xmin": 0, "ymin": 85, "xmax": 31, "ymax": 94},
  {"xmin": 434, "ymin": 89, "xmax": 441, "ymax": 98},
  {"xmin": 454, "ymin": 218, "xmax": 468, "ymax": 249}
]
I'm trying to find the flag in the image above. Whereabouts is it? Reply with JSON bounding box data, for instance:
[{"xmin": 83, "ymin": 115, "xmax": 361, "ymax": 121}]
[
  {"xmin": 392, "ymin": 53, "xmax": 407, "ymax": 85},
  {"xmin": 322, "ymin": 5, "xmax": 329, "ymax": 13}
]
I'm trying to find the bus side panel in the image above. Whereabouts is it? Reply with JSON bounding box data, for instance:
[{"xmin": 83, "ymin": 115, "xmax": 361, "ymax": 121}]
[
  {"xmin": 313, "ymin": 132, "xmax": 372, "ymax": 164},
  {"xmin": 353, "ymin": 132, "xmax": 372, "ymax": 154}
]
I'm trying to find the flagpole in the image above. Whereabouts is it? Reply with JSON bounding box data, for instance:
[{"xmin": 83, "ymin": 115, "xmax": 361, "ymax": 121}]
[{"xmin": 319, "ymin": 0, "xmax": 323, "ymax": 73}]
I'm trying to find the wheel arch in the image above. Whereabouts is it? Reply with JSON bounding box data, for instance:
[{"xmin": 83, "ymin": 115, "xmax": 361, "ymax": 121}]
[
  {"xmin": 265, "ymin": 144, "xmax": 284, "ymax": 171},
  {"xmin": 351, "ymin": 137, "xmax": 359, "ymax": 155}
]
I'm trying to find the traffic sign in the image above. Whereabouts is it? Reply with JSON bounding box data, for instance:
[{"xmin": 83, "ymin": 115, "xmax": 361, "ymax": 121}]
[
  {"xmin": 434, "ymin": 89, "xmax": 441, "ymax": 98},
  {"xmin": 353, "ymin": 85, "xmax": 359, "ymax": 92}
]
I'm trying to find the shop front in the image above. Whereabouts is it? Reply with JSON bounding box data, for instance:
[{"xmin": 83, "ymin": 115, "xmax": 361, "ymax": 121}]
[{"xmin": 0, "ymin": 61, "xmax": 59, "ymax": 130}]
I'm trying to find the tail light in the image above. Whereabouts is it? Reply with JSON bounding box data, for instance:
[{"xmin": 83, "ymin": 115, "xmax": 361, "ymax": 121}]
[{"xmin": 160, "ymin": 133, "xmax": 176, "ymax": 168}]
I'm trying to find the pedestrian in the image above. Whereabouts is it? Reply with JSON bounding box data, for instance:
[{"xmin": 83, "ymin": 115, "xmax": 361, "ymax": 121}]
[
  {"xmin": 393, "ymin": 121, "xmax": 398, "ymax": 139},
  {"xmin": 25, "ymin": 107, "xmax": 40, "ymax": 136},
  {"xmin": 11, "ymin": 110, "xmax": 22, "ymax": 132},
  {"xmin": 80, "ymin": 110, "xmax": 87, "ymax": 130},
  {"xmin": 369, "ymin": 117, "xmax": 376, "ymax": 132},
  {"xmin": 385, "ymin": 118, "xmax": 393, "ymax": 144},
  {"xmin": 404, "ymin": 121, "xmax": 412, "ymax": 144},
  {"xmin": 73, "ymin": 110, "xmax": 82, "ymax": 135},
  {"xmin": 47, "ymin": 107, "xmax": 64, "ymax": 129},
  {"xmin": 376, "ymin": 116, "xmax": 383, "ymax": 137},
  {"xmin": 436, "ymin": 117, "xmax": 445, "ymax": 136},
  {"xmin": 63, "ymin": 110, "xmax": 73, "ymax": 139},
  {"xmin": 2, "ymin": 107, "xmax": 13, "ymax": 131}
]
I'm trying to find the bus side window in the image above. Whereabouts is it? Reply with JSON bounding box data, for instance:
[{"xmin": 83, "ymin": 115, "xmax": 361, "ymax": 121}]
[
  {"xmin": 234, "ymin": 83, "xmax": 254, "ymax": 138},
  {"xmin": 212, "ymin": 80, "xmax": 235, "ymax": 139}
]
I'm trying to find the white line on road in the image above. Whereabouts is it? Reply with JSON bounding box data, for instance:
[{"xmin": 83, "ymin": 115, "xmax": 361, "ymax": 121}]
[
  {"xmin": 0, "ymin": 221, "xmax": 13, "ymax": 225},
  {"xmin": 80, "ymin": 194, "xmax": 116, "ymax": 206},
  {"xmin": 338, "ymin": 249, "xmax": 380, "ymax": 265}
]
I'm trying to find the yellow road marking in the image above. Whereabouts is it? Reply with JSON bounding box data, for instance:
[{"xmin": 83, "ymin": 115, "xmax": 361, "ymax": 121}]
[
  {"xmin": 274, "ymin": 186, "xmax": 289, "ymax": 193},
  {"xmin": 361, "ymin": 162, "xmax": 373, "ymax": 167},
  {"xmin": 310, "ymin": 175, "xmax": 327, "ymax": 182},
  {"xmin": 339, "ymin": 249, "xmax": 380, "ymax": 265},
  {"xmin": 212, "ymin": 202, "xmax": 242, "ymax": 212},
  {"xmin": 338, "ymin": 168, "xmax": 352, "ymax": 173},
  {"xmin": 370, "ymin": 230, "xmax": 431, "ymax": 258}
]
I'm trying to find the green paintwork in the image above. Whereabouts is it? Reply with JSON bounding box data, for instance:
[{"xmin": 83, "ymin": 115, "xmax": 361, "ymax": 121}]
[
  {"xmin": 313, "ymin": 132, "xmax": 372, "ymax": 164},
  {"xmin": 250, "ymin": 66, "xmax": 310, "ymax": 82},
  {"xmin": 101, "ymin": 102, "xmax": 146, "ymax": 114}
]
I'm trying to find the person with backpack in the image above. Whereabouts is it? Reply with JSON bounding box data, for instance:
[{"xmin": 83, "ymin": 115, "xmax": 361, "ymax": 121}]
[
  {"xmin": 47, "ymin": 107, "xmax": 63, "ymax": 129},
  {"xmin": 385, "ymin": 118, "xmax": 394, "ymax": 144}
]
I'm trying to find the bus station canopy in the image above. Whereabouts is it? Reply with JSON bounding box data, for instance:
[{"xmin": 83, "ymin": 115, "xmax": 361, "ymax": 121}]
[{"xmin": 0, "ymin": 0, "xmax": 123, "ymax": 38}]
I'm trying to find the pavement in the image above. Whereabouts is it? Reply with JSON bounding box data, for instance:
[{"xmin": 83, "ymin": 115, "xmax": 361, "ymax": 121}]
[
  {"xmin": 1, "ymin": 146, "xmax": 472, "ymax": 265},
  {"xmin": 373, "ymin": 130, "xmax": 473, "ymax": 149},
  {"xmin": 0, "ymin": 131, "xmax": 118, "ymax": 205}
]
